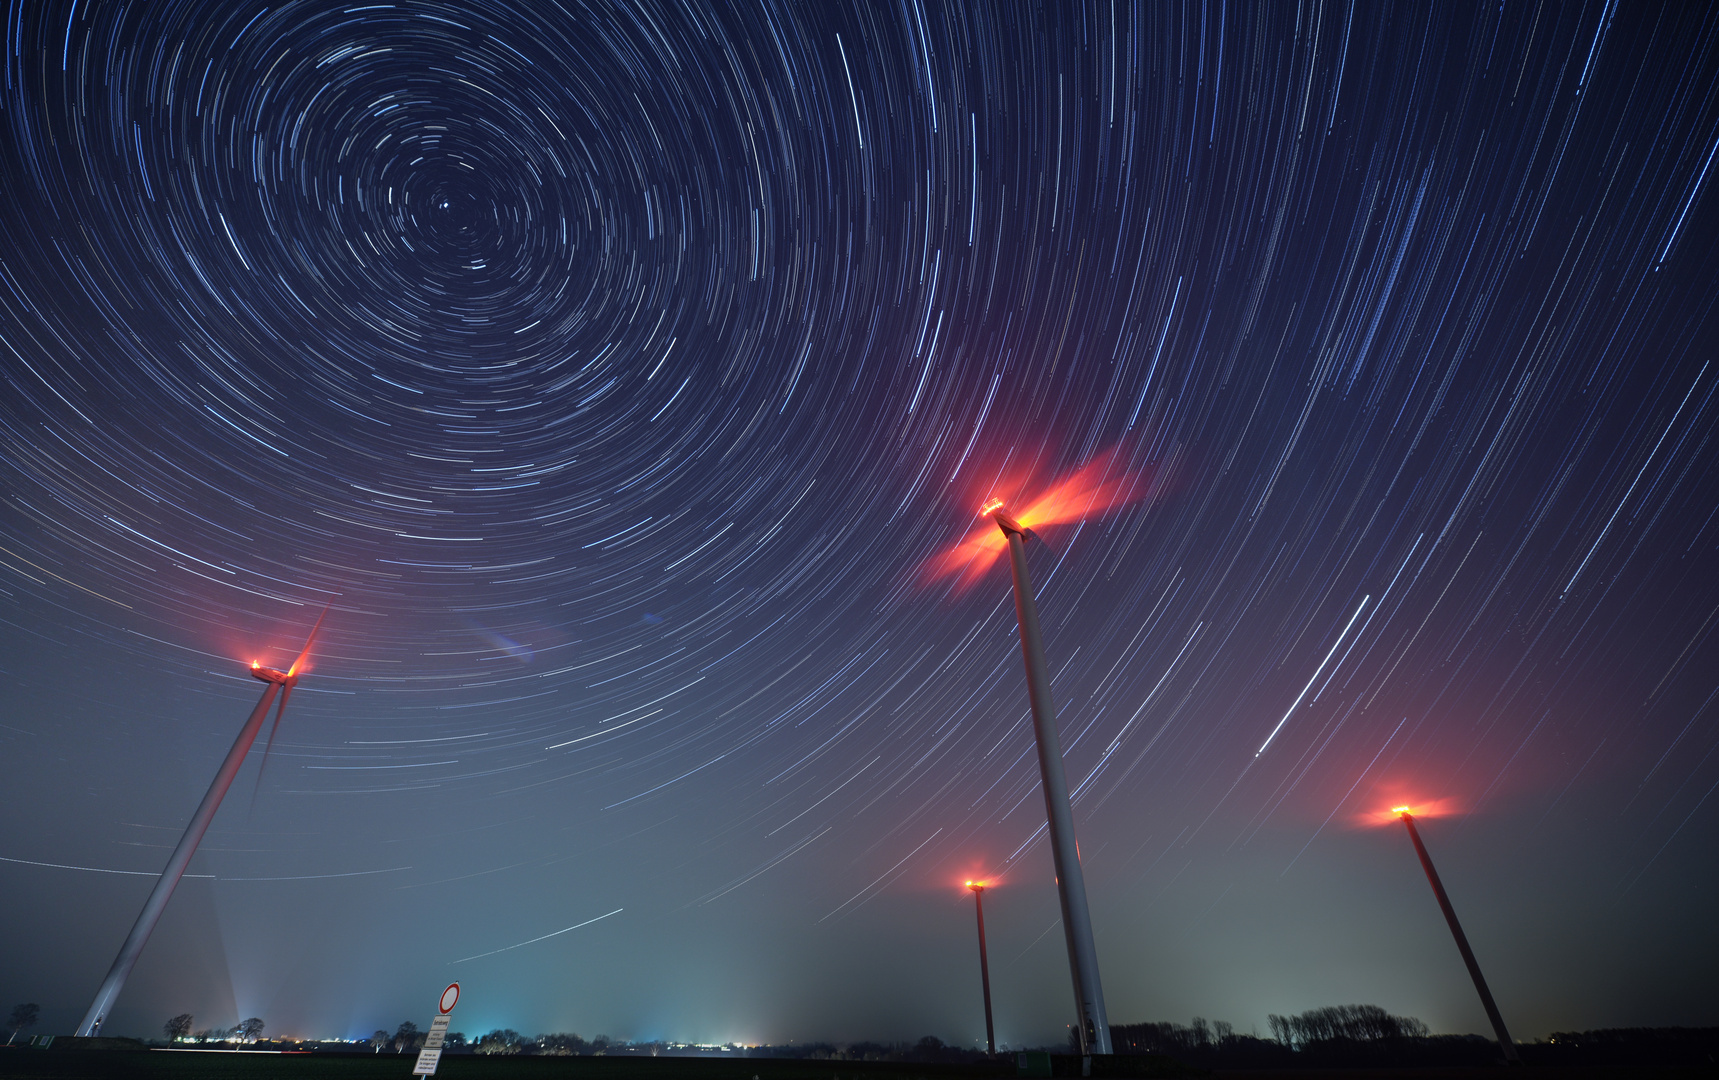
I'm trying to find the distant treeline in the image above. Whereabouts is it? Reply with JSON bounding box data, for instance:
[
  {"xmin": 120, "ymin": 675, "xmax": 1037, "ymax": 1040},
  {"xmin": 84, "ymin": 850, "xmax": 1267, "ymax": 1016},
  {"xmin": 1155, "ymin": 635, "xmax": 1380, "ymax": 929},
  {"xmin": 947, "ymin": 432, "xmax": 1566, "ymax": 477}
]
[
  {"xmin": 363, "ymin": 1019, "xmax": 1719, "ymax": 1067},
  {"xmin": 695, "ymin": 1037, "xmax": 990, "ymax": 1063},
  {"xmin": 1267, "ymin": 1003, "xmax": 1428, "ymax": 1044},
  {"xmin": 1110, "ymin": 1006, "xmax": 1718, "ymax": 1070},
  {"xmin": 468, "ymin": 1019, "xmax": 1717, "ymax": 1068},
  {"xmin": 124, "ymin": 1004, "xmax": 1719, "ymax": 1068},
  {"xmin": 352, "ymin": 1030, "xmax": 991, "ymax": 1062}
]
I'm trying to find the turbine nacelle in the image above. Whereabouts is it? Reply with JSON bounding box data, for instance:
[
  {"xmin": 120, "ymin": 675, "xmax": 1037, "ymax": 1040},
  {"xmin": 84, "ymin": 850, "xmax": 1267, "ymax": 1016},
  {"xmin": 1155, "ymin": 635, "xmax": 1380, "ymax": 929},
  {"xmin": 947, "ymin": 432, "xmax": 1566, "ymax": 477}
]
[
  {"xmin": 249, "ymin": 661, "xmax": 291, "ymax": 685},
  {"xmin": 248, "ymin": 602, "xmax": 332, "ymax": 811},
  {"xmin": 983, "ymin": 502, "xmax": 1044, "ymax": 547}
]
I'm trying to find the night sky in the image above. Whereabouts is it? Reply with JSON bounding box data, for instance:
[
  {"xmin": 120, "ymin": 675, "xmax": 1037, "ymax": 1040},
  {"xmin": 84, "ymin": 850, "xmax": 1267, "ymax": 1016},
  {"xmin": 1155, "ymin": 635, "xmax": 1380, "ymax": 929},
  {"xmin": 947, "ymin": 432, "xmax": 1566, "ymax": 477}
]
[{"xmin": 3, "ymin": 0, "xmax": 1718, "ymax": 1049}]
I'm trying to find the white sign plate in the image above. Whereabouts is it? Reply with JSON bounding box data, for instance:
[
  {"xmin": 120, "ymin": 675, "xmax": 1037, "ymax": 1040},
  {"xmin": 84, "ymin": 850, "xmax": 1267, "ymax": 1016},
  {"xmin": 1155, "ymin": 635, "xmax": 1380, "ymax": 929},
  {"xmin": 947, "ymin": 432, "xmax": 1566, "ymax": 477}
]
[{"xmin": 414, "ymin": 982, "xmax": 460, "ymax": 1074}]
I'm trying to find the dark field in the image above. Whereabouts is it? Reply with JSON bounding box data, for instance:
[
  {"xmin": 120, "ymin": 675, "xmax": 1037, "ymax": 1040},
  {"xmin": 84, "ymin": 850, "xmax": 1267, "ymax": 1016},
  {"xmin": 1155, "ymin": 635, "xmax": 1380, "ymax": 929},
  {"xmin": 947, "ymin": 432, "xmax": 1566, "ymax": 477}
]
[
  {"xmin": 2, "ymin": 1050, "xmax": 1713, "ymax": 1080},
  {"xmin": 6, "ymin": 1050, "xmax": 1006, "ymax": 1080}
]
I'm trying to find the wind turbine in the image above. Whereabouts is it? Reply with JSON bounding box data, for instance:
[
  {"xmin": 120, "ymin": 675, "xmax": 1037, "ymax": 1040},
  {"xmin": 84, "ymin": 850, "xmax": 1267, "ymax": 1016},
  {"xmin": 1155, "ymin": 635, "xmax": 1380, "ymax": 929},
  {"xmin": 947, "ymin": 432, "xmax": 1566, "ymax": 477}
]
[
  {"xmin": 965, "ymin": 880, "xmax": 996, "ymax": 1056},
  {"xmin": 1393, "ymin": 806, "xmax": 1521, "ymax": 1065},
  {"xmin": 984, "ymin": 504, "xmax": 1111, "ymax": 1056},
  {"xmin": 77, "ymin": 604, "xmax": 330, "ymax": 1037},
  {"xmin": 922, "ymin": 449, "xmax": 1147, "ymax": 1058}
]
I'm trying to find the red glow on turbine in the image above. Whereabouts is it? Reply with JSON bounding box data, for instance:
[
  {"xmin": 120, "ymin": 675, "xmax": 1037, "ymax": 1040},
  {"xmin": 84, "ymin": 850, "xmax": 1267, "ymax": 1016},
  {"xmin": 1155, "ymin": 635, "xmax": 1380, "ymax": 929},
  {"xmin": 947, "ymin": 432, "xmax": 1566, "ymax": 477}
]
[
  {"xmin": 1359, "ymin": 795, "xmax": 1463, "ymax": 827},
  {"xmin": 957, "ymin": 871, "xmax": 1002, "ymax": 893},
  {"xmin": 923, "ymin": 447, "xmax": 1148, "ymax": 592}
]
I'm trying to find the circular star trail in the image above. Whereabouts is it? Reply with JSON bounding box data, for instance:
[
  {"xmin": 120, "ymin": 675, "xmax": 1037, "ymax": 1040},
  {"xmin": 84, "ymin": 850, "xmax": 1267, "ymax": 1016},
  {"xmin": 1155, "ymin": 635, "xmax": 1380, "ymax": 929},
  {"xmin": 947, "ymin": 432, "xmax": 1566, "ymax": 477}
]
[{"xmin": 2, "ymin": 0, "xmax": 1718, "ymax": 1045}]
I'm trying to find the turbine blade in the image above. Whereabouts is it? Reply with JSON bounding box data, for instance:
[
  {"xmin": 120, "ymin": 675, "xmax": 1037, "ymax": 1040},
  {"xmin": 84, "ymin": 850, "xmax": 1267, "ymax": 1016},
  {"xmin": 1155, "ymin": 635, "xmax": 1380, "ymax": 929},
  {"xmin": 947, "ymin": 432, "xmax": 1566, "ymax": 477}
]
[
  {"xmin": 286, "ymin": 601, "xmax": 333, "ymax": 678},
  {"xmin": 248, "ymin": 685, "xmax": 293, "ymax": 817}
]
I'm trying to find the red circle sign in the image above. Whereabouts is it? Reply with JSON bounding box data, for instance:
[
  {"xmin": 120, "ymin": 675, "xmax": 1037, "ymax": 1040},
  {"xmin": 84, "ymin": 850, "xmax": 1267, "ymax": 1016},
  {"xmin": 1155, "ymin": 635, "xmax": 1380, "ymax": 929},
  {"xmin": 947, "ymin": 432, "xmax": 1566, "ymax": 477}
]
[{"xmin": 438, "ymin": 983, "xmax": 460, "ymax": 1014}]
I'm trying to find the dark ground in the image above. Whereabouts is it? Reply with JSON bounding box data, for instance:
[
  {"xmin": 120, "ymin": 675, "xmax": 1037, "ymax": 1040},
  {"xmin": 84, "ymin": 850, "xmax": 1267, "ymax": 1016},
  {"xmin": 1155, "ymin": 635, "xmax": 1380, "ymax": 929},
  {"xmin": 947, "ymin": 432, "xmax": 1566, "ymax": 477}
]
[
  {"xmin": 1, "ymin": 1049, "xmax": 1714, "ymax": 1080},
  {"xmin": 4, "ymin": 1050, "xmax": 1003, "ymax": 1080}
]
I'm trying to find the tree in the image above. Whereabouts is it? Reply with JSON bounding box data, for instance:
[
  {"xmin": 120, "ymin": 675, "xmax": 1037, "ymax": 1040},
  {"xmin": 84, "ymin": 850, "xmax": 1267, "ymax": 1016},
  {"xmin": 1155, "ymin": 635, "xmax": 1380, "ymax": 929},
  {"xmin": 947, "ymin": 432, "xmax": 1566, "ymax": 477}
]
[
  {"xmin": 1268, "ymin": 1005, "xmax": 1429, "ymax": 1048},
  {"xmin": 909, "ymin": 1036, "xmax": 950, "ymax": 1062},
  {"xmin": 476, "ymin": 1029, "xmax": 523, "ymax": 1055},
  {"xmin": 237, "ymin": 1017, "xmax": 265, "ymax": 1043},
  {"xmin": 164, "ymin": 1014, "xmax": 194, "ymax": 1042},
  {"xmin": 444, "ymin": 1031, "xmax": 467, "ymax": 1049},
  {"xmin": 538, "ymin": 1032, "xmax": 587, "ymax": 1055},
  {"xmin": 371, "ymin": 1030, "xmax": 390, "ymax": 1053},
  {"xmin": 1268, "ymin": 1014, "xmax": 1290, "ymax": 1046},
  {"xmin": 8, "ymin": 1004, "xmax": 39, "ymax": 1046},
  {"xmin": 394, "ymin": 1021, "xmax": 420, "ymax": 1053}
]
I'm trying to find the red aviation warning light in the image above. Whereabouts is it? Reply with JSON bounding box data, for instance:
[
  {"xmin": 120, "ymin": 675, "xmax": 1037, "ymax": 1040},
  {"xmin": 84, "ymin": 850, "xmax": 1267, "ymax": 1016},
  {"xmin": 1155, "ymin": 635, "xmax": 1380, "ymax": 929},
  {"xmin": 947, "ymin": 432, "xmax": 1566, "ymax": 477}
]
[{"xmin": 1359, "ymin": 796, "xmax": 1461, "ymax": 828}]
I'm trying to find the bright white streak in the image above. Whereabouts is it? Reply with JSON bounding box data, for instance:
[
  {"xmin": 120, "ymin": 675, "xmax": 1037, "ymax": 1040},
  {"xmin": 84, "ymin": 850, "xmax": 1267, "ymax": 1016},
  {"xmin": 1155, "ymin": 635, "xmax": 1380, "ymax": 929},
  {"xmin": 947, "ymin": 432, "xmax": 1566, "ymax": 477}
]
[
  {"xmin": 836, "ymin": 33, "xmax": 863, "ymax": 149},
  {"xmin": 819, "ymin": 829, "xmax": 941, "ymax": 923},
  {"xmin": 451, "ymin": 908, "xmax": 623, "ymax": 964},
  {"xmin": 0, "ymin": 854, "xmax": 213, "ymax": 878},
  {"xmin": 1255, "ymin": 595, "xmax": 1370, "ymax": 757},
  {"xmin": 1564, "ymin": 358, "xmax": 1710, "ymax": 593}
]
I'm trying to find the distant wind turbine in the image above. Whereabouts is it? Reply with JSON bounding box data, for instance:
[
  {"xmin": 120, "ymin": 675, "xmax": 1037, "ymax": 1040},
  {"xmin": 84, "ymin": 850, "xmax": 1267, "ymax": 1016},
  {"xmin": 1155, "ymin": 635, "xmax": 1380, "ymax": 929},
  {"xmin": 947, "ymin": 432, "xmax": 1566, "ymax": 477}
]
[{"xmin": 77, "ymin": 604, "xmax": 330, "ymax": 1037}]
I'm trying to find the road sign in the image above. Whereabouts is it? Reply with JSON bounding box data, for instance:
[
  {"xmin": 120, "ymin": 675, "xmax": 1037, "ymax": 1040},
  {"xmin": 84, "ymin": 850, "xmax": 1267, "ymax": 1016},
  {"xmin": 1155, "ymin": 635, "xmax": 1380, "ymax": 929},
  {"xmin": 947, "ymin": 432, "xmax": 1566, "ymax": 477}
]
[{"xmin": 412, "ymin": 984, "xmax": 460, "ymax": 1075}]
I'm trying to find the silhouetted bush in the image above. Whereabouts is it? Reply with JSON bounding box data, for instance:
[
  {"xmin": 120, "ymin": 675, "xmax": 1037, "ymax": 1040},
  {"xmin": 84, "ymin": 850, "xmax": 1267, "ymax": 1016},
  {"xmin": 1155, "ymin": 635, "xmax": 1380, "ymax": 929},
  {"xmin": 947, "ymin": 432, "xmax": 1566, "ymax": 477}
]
[
  {"xmin": 1112, "ymin": 1017, "xmax": 1291, "ymax": 1067},
  {"xmin": 747, "ymin": 1038, "xmax": 991, "ymax": 1062},
  {"xmin": 535, "ymin": 1031, "xmax": 588, "ymax": 1055},
  {"xmin": 1526, "ymin": 1027, "xmax": 1719, "ymax": 1068}
]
